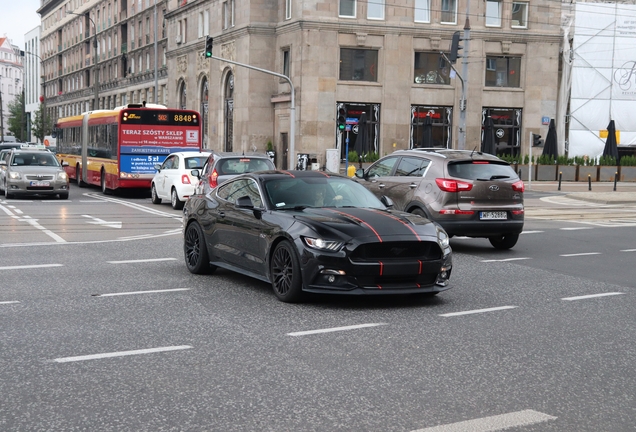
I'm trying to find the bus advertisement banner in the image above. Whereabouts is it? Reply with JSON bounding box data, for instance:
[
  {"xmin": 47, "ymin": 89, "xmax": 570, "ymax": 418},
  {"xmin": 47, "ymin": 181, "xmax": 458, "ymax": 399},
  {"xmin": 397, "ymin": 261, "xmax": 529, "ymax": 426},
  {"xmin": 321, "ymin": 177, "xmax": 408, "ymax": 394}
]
[{"xmin": 119, "ymin": 124, "xmax": 201, "ymax": 174}]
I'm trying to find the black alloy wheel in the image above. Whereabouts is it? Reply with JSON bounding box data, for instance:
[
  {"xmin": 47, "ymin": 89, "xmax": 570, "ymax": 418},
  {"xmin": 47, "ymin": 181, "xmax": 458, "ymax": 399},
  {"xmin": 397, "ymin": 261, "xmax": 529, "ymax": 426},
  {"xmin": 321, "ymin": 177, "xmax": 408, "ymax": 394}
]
[
  {"xmin": 184, "ymin": 221, "xmax": 216, "ymax": 274},
  {"xmin": 270, "ymin": 241, "xmax": 304, "ymax": 303},
  {"xmin": 489, "ymin": 233, "xmax": 519, "ymax": 250},
  {"xmin": 151, "ymin": 184, "xmax": 162, "ymax": 204}
]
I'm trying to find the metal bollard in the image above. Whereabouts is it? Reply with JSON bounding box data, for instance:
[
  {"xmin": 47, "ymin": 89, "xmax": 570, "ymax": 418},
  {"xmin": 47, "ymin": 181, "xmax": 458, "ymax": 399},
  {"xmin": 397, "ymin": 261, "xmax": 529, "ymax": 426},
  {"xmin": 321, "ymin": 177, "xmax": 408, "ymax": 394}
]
[
  {"xmin": 558, "ymin": 172, "xmax": 562, "ymax": 191},
  {"xmin": 614, "ymin": 172, "xmax": 618, "ymax": 191},
  {"xmin": 588, "ymin": 174, "xmax": 592, "ymax": 191}
]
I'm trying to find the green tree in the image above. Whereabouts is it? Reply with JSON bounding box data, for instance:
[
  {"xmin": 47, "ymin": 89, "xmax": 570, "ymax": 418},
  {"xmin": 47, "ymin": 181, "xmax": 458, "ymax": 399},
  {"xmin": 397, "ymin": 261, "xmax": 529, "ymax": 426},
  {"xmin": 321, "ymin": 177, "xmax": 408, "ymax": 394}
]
[
  {"xmin": 31, "ymin": 103, "xmax": 53, "ymax": 143},
  {"xmin": 7, "ymin": 92, "xmax": 26, "ymax": 142}
]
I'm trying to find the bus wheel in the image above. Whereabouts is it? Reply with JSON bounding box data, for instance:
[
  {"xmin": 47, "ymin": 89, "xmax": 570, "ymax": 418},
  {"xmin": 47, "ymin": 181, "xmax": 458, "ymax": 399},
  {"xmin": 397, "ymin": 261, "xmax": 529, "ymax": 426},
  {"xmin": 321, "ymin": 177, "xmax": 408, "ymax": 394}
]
[
  {"xmin": 100, "ymin": 170, "xmax": 111, "ymax": 195},
  {"xmin": 76, "ymin": 165, "xmax": 86, "ymax": 188}
]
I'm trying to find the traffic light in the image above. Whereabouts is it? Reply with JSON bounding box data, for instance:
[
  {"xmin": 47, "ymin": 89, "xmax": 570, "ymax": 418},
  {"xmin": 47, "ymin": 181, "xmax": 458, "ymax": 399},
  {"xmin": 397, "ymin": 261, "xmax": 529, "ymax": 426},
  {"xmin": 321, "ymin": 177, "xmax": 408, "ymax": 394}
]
[
  {"xmin": 337, "ymin": 106, "xmax": 347, "ymax": 131},
  {"xmin": 449, "ymin": 31, "xmax": 462, "ymax": 64},
  {"xmin": 532, "ymin": 133, "xmax": 544, "ymax": 147},
  {"xmin": 205, "ymin": 36, "xmax": 213, "ymax": 58}
]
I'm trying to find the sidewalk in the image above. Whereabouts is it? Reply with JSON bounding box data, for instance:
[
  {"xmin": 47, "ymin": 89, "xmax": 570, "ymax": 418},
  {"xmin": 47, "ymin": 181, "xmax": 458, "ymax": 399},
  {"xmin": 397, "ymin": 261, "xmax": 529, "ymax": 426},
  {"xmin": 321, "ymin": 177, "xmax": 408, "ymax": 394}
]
[{"xmin": 525, "ymin": 181, "xmax": 636, "ymax": 204}]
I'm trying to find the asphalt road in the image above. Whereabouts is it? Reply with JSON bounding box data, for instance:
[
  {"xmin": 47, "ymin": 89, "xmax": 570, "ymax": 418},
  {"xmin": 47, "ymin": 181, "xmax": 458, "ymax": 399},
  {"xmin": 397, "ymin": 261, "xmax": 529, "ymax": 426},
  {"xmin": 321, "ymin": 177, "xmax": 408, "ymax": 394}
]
[{"xmin": 1, "ymin": 184, "xmax": 635, "ymax": 431}]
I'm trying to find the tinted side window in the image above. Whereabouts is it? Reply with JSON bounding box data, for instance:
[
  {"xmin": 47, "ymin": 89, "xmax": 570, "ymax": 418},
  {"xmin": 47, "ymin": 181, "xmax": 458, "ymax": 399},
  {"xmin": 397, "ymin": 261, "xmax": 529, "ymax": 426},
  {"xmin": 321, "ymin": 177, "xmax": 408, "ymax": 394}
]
[
  {"xmin": 448, "ymin": 161, "xmax": 517, "ymax": 180},
  {"xmin": 219, "ymin": 179, "xmax": 263, "ymax": 207},
  {"xmin": 367, "ymin": 156, "xmax": 399, "ymax": 178},
  {"xmin": 161, "ymin": 155, "xmax": 176, "ymax": 170},
  {"xmin": 395, "ymin": 157, "xmax": 430, "ymax": 177}
]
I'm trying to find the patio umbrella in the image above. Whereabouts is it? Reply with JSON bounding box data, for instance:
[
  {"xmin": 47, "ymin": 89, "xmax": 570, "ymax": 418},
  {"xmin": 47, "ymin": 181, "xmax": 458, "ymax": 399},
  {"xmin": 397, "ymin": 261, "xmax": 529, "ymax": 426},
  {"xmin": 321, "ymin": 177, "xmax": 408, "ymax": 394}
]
[
  {"xmin": 420, "ymin": 115, "xmax": 433, "ymax": 148},
  {"xmin": 481, "ymin": 116, "xmax": 496, "ymax": 155},
  {"xmin": 602, "ymin": 119, "xmax": 619, "ymax": 161},
  {"xmin": 541, "ymin": 118, "xmax": 559, "ymax": 161}
]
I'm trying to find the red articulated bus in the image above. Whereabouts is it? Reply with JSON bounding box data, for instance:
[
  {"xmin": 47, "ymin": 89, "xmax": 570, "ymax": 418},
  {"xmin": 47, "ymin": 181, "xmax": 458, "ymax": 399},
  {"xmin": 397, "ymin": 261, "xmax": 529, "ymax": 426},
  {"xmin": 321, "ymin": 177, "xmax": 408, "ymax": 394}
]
[{"xmin": 54, "ymin": 103, "xmax": 202, "ymax": 194}]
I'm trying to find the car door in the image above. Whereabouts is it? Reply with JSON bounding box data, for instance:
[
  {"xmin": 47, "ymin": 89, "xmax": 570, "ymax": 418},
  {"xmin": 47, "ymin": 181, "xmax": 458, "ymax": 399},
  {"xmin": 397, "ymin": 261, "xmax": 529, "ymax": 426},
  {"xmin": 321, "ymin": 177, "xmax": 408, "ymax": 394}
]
[
  {"xmin": 358, "ymin": 156, "xmax": 400, "ymax": 199},
  {"xmin": 219, "ymin": 178, "xmax": 269, "ymax": 275},
  {"xmin": 156, "ymin": 155, "xmax": 176, "ymax": 198},
  {"xmin": 389, "ymin": 156, "xmax": 431, "ymax": 211}
]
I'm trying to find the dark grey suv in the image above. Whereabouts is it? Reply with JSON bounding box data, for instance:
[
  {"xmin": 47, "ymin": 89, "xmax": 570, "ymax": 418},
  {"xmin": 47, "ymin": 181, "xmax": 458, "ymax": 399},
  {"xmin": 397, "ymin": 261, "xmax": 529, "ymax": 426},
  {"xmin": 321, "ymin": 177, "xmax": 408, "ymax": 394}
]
[{"xmin": 355, "ymin": 149, "xmax": 524, "ymax": 249}]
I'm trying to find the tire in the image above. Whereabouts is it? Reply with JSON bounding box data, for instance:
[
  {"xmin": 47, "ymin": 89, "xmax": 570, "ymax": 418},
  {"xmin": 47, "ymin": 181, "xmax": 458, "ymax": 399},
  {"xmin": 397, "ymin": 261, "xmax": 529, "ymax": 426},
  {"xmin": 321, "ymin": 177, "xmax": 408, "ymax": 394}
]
[
  {"xmin": 59, "ymin": 192, "xmax": 69, "ymax": 200},
  {"xmin": 151, "ymin": 184, "xmax": 162, "ymax": 204},
  {"xmin": 5, "ymin": 187, "xmax": 13, "ymax": 199},
  {"xmin": 76, "ymin": 165, "xmax": 86, "ymax": 188},
  {"xmin": 100, "ymin": 170, "xmax": 111, "ymax": 195},
  {"xmin": 171, "ymin": 188, "xmax": 184, "ymax": 210},
  {"xmin": 184, "ymin": 221, "xmax": 216, "ymax": 274},
  {"xmin": 410, "ymin": 207, "xmax": 429, "ymax": 219},
  {"xmin": 489, "ymin": 233, "xmax": 519, "ymax": 250},
  {"xmin": 270, "ymin": 241, "xmax": 304, "ymax": 303}
]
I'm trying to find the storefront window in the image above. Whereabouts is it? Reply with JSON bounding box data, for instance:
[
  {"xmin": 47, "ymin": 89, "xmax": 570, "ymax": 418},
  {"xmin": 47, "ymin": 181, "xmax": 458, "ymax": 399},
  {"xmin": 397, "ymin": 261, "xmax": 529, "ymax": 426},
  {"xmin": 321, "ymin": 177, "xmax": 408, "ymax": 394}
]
[
  {"xmin": 482, "ymin": 107, "xmax": 522, "ymax": 157},
  {"xmin": 410, "ymin": 106, "xmax": 453, "ymax": 149}
]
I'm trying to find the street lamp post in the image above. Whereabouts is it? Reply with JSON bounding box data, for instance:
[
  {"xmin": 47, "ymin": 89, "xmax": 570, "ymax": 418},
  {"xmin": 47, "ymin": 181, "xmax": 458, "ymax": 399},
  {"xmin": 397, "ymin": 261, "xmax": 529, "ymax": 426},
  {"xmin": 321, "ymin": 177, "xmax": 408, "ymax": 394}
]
[
  {"xmin": 68, "ymin": 11, "xmax": 99, "ymax": 111},
  {"xmin": 25, "ymin": 51, "xmax": 45, "ymax": 142}
]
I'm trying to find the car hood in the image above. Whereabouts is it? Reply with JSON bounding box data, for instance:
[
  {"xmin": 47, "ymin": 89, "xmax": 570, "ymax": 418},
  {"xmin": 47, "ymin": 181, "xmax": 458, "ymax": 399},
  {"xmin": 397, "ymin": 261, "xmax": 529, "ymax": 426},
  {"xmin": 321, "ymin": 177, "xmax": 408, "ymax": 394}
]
[
  {"xmin": 291, "ymin": 207, "xmax": 441, "ymax": 243},
  {"xmin": 10, "ymin": 166, "xmax": 64, "ymax": 174}
]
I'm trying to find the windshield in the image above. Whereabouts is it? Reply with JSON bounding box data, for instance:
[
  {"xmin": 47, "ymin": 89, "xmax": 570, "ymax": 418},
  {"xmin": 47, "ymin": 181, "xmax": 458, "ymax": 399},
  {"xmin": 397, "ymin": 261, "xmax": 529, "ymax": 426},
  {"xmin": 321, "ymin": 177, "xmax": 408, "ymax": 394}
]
[
  {"xmin": 12, "ymin": 153, "xmax": 59, "ymax": 167},
  {"xmin": 264, "ymin": 176, "xmax": 386, "ymax": 210},
  {"xmin": 448, "ymin": 161, "xmax": 517, "ymax": 180}
]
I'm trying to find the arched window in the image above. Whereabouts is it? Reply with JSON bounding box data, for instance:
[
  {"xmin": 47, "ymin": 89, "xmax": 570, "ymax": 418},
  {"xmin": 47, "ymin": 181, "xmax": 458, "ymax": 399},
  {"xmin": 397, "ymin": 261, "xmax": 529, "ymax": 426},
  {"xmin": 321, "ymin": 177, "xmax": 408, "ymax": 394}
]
[{"xmin": 178, "ymin": 80, "xmax": 187, "ymax": 109}]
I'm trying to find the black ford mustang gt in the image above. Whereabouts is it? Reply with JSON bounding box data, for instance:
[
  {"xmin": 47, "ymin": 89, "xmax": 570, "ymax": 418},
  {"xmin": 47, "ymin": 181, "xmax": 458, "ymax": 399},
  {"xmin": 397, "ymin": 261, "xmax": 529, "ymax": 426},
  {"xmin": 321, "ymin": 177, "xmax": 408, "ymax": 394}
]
[{"xmin": 183, "ymin": 170, "xmax": 452, "ymax": 302}]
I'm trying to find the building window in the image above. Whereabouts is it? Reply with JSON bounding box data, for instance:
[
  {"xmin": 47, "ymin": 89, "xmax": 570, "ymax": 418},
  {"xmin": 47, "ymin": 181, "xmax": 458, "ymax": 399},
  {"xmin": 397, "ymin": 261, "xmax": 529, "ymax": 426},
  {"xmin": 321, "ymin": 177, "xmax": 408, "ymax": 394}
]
[
  {"xmin": 285, "ymin": 0, "xmax": 291, "ymax": 20},
  {"xmin": 411, "ymin": 106, "xmax": 453, "ymax": 149},
  {"xmin": 414, "ymin": 52, "xmax": 450, "ymax": 85},
  {"xmin": 482, "ymin": 107, "xmax": 522, "ymax": 156},
  {"xmin": 198, "ymin": 12, "xmax": 204, "ymax": 38},
  {"xmin": 511, "ymin": 2, "xmax": 528, "ymax": 28},
  {"xmin": 485, "ymin": 56, "xmax": 521, "ymax": 88},
  {"xmin": 367, "ymin": 0, "xmax": 384, "ymax": 20},
  {"xmin": 414, "ymin": 0, "xmax": 430, "ymax": 23},
  {"xmin": 486, "ymin": 0, "xmax": 502, "ymax": 27},
  {"xmin": 223, "ymin": 0, "xmax": 235, "ymax": 29},
  {"xmin": 339, "ymin": 48, "xmax": 378, "ymax": 82},
  {"xmin": 441, "ymin": 0, "xmax": 456, "ymax": 24},
  {"xmin": 204, "ymin": 10, "xmax": 209, "ymax": 35},
  {"xmin": 282, "ymin": 48, "xmax": 290, "ymax": 77},
  {"xmin": 339, "ymin": 0, "xmax": 356, "ymax": 18}
]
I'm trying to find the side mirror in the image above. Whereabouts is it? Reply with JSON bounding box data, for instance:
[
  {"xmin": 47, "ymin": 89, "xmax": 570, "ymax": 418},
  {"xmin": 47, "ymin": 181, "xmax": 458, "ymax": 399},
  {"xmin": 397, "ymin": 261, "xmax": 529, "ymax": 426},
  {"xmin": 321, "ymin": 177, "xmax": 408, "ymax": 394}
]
[
  {"xmin": 154, "ymin": 163, "xmax": 161, "ymax": 171},
  {"xmin": 355, "ymin": 168, "xmax": 366, "ymax": 179},
  {"xmin": 381, "ymin": 195, "xmax": 394, "ymax": 208},
  {"xmin": 190, "ymin": 169, "xmax": 200, "ymax": 179},
  {"xmin": 236, "ymin": 195, "xmax": 254, "ymax": 209}
]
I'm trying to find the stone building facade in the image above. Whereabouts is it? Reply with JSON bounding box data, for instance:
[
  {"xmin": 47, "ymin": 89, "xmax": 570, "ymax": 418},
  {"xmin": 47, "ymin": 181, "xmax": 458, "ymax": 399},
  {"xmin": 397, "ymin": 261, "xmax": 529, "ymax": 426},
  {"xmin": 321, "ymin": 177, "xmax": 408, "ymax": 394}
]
[
  {"xmin": 0, "ymin": 37, "xmax": 24, "ymax": 141},
  {"xmin": 36, "ymin": 0, "xmax": 169, "ymax": 122}
]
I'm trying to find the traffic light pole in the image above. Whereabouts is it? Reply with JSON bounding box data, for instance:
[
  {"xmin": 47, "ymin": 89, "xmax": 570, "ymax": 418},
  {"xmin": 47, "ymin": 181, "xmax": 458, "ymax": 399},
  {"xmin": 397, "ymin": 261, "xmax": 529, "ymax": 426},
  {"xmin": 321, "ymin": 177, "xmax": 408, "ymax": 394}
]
[
  {"xmin": 206, "ymin": 42, "xmax": 295, "ymax": 170},
  {"xmin": 459, "ymin": 6, "xmax": 471, "ymax": 150}
]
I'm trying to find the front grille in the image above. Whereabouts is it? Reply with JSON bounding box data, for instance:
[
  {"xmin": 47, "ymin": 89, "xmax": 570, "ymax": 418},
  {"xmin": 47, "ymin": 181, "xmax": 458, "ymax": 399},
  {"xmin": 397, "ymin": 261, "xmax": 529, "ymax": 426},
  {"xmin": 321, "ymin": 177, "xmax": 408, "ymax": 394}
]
[
  {"xmin": 356, "ymin": 273, "xmax": 438, "ymax": 288},
  {"xmin": 350, "ymin": 241, "xmax": 442, "ymax": 262},
  {"xmin": 27, "ymin": 186, "xmax": 55, "ymax": 191},
  {"xmin": 26, "ymin": 175, "xmax": 54, "ymax": 180}
]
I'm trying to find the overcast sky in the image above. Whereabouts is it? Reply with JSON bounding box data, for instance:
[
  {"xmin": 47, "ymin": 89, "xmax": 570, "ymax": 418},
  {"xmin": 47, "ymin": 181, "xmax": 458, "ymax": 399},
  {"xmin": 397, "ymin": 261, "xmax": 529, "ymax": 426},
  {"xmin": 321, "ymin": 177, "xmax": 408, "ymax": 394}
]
[{"xmin": 1, "ymin": 0, "xmax": 41, "ymax": 49}]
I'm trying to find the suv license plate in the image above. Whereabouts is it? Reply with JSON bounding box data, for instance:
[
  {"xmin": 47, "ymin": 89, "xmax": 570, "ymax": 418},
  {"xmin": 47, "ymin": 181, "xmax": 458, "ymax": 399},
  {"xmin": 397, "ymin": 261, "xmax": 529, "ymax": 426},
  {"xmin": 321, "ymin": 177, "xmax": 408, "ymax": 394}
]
[
  {"xmin": 480, "ymin": 211, "xmax": 507, "ymax": 220},
  {"xmin": 30, "ymin": 181, "xmax": 50, "ymax": 187}
]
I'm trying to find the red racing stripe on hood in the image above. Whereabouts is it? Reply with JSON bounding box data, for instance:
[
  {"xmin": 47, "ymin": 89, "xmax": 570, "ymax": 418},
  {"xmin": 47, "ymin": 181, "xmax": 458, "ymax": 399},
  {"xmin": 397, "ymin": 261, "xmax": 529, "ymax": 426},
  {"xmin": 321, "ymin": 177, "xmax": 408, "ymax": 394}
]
[
  {"xmin": 327, "ymin": 209, "xmax": 383, "ymax": 242},
  {"xmin": 367, "ymin": 209, "xmax": 422, "ymax": 241}
]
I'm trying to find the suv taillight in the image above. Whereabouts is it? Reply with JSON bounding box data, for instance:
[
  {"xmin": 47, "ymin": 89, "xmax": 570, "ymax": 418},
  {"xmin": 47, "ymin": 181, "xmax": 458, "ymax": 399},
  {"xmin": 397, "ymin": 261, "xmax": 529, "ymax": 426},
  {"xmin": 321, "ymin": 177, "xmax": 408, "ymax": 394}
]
[
  {"xmin": 512, "ymin": 180, "xmax": 525, "ymax": 192},
  {"xmin": 435, "ymin": 178, "xmax": 473, "ymax": 192},
  {"xmin": 209, "ymin": 169, "xmax": 219, "ymax": 189}
]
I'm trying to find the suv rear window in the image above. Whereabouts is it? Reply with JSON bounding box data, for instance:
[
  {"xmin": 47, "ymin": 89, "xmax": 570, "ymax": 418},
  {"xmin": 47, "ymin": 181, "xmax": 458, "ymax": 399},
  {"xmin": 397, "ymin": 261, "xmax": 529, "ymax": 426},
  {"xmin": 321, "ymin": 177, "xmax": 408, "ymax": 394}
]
[
  {"xmin": 218, "ymin": 158, "xmax": 274, "ymax": 175},
  {"xmin": 448, "ymin": 161, "xmax": 517, "ymax": 180}
]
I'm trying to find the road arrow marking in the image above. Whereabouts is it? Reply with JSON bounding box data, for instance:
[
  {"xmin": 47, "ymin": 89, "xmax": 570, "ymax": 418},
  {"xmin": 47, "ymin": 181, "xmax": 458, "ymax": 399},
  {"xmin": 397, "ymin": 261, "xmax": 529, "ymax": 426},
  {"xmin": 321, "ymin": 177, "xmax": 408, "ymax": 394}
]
[{"xmin": 82, "ymin": 214, "xmax": 122, "ymax": 229}]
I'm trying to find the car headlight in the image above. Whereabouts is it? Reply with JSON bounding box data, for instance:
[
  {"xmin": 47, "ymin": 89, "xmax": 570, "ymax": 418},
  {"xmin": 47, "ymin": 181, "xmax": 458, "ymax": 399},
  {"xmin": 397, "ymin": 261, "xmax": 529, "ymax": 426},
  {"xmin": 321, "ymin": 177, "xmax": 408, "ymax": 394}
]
[
  {"xmin": 437, "ymin": 229, "xmax": 450, "ymax": 248},
  {"xmin": 302, "ymin": 237, "xmax": 344, "ymax": 252},
  {"xmin": 58, "ymin": 172, "xmax": 68, "ymax": 180},
  {"xmin": 9, "ymin": 171, "xmax": 21, "ymax": 180}
]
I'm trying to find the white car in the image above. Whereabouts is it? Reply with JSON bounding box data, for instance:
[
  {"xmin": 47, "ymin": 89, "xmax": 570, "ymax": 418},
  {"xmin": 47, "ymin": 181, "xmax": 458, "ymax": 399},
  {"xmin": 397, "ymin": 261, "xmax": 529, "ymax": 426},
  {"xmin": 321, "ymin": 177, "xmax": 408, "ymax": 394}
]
[{"xmin": 151, "ymin": 151, "xmax": 210, "ymax": 209}]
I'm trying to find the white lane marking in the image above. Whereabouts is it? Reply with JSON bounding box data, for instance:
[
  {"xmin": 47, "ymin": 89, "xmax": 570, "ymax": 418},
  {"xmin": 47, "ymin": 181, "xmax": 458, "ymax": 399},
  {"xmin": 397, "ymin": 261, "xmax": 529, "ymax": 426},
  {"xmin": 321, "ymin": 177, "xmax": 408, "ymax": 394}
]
[
  {"xmin": 560, "ymin": 227, "xmax": 593, "ymax": 231},
  {"xmin": 562, "ymin": 292, "xmax": 624, "ymax": 301},
  {"xmin": 85, "ymin": 193, "xmax": 181, "ymax": 220},
  {"xmin": 412, "ymin": 409, "xmax": 557, "ymax": 432},
  {"xmin": 94, "ymin": 288, "xmax": 191, "ymax": 297},
  {"xmin": 107, "ymin": 258, "xmax": 178, "ymax": 264},
  {"xmin": 520, "ymin": 230, "xmax": 543, "ymax": 234},
  {"xmin": 559, "ymin": 252, "xmax": 601, "ymax": 257},
  {"xmin": 0, "ymin": 230, "xmax": 180, "ymax": 248},
  {"xmin": 0, "ymin": 264, "xmax": 63, "ymax": 270},
  {"xmin": 82, "ymin": 214, "xmax": 122, "ymax": 229},
  {"xmin": 621, "ymin": 249, "xmax": 636, "ymax": 252},
  {"xmin": 439, "ymin": 306, "xmax": 517, "ymax": 317},
  {"xmin": 52, "ymin": 345, "xmax": 193, "ymax": 363},
  {"xmin": 10, "ymin": 214, "xmax": 67, "ymax": 243},
  {"xmin": 0, "ymin": 204, "xmax": 14, "ymax": 216},
  {"xmin": 14, "ymin": 208, "xmax": 23, "ymax": 214},
  {"xmin": 287, "ymin": 323, "xmax": 387, "ymax": 337},
  {"xmin": 480, "ymin": 257, "xmax": 532, "ymax": 263},
  {"xmin": 0, "ymin": 301, "xmax": 20, "ymax": 305}
]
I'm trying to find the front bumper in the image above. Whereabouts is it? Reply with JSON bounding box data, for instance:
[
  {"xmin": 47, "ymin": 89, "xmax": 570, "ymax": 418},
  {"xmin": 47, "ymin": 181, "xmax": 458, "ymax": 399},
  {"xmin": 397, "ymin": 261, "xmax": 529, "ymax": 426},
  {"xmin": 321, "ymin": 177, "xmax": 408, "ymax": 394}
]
[{"xmin": 6, "ymin": 179, "xmax": 69, "ymax": 196}]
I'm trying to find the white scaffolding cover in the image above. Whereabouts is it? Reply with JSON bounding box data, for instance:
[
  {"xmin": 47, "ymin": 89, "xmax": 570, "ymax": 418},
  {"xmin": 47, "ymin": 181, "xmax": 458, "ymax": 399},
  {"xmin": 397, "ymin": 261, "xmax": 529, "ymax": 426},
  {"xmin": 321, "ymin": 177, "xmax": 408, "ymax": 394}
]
[{"xmin": 569, "ymin": 2, "xmax": 636, "ymax": 157}]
